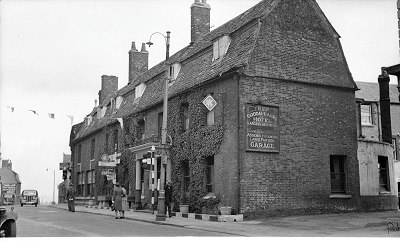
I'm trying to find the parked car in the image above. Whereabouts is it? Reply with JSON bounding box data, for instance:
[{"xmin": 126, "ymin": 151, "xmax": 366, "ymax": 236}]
[
  {"xmin": 20, "ymin": 190, "xmax": 39, "ymax": 207},
  {"xmin": 0, "ymin": 206, "xmax": 17, "ymax": 237},
  {"xmin": 2, "ymin": 193, "xmax": 15, "ymax": 205}
]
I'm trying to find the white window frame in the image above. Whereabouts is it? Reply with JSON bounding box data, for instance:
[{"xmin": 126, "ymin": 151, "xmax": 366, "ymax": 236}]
[
  {"xmin": 361, "ymin": 104, "xmax": 373, "ymax": 126},
  {"xmin": 169, "ymin": 63, "xmax": 181, "ymax": 80},
  {"xmin": 212, "ymin": 35, "xmax": 231, "ymax": 61}
]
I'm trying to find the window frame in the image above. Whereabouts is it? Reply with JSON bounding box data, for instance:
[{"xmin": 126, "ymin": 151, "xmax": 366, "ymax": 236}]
[
  {"xmin": 113, "ymin": 129, "xmax": 118, "ymax": 152},
  {"xmin": 182, "ymin": 160, "xmax": 190, "ymax": 194},
  {"xmin": 78, "ymin": 145, "xmax": 82, "ymax": 163},
  {"xmin": 90, "ymin": 139, "xmax": 95, "ymax": 160},
  {"xmin": 206, "ymin": 156, "xmax": 214, "ymax": 193},
  {"xmin": 330, "ymin": 155, "xmax": 347, "ymax": 194},
  {"xmin": 361, "ymin": 104, "xmax": 373, "ymax": 126},
  {"xmin": 182, "ymin": 103, "xmax": 190, "ymax": 131},
  {"xmin": 212, "ymin": 35, "xmax": 231, "ymax": 61}
]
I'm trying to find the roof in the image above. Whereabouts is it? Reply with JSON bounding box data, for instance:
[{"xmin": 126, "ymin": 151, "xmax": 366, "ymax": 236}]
[
  {"xmin": 71, "ymin": 0, "xmax": 356, "ymax": 143},
  {"xmin": 355, "ymin": 81, "xmax": 399, "ymax": 103},
  {"xmin": 0, "ymin": 167, "xmax": 21, "ymax": 184}
]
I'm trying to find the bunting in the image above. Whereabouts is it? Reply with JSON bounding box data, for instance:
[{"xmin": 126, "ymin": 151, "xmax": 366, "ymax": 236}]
[{"xmin": 3, "ymin": 105, "xmax": 123, "ymax": 128}]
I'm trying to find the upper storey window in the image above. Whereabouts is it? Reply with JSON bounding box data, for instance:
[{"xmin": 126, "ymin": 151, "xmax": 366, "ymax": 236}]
[
  {"xmin": 169, "ymin": 63, "xmax": 181, "ymax": 80},
  {"xmin": 212, "ymin": 35, "xmax": 231, "ymax": 62},
  {"xmin": 135, "ymin": 83, "xmax": 146, "ymax": 99},
  {"xmin": 361, "ymin": 104, "xmax": 372, "ymax": 126}
]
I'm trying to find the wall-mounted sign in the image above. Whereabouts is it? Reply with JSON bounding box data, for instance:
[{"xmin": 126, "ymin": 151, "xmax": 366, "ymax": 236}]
[
  {"xmin": 202, "ymin": 94, "xmax": 217, "ymax": 111},
  {"xmin": 245, "ymin": 104, "xmax": 280, "ymax": 152},
  {"xmin": 2, "ymin": 184, "xmax": 16, "ymax": 194}
]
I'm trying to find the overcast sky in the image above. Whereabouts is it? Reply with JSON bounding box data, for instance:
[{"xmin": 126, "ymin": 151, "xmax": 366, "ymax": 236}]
[{"xmin": 0, "ymin": 0, "xmax": 399, "ymax": 203}]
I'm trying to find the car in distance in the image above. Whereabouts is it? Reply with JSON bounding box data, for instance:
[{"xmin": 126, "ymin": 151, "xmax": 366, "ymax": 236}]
[
  {"xmin": 20, "ymin": 190, "xmax": 39, "ymax": 207},
  {"xmin": 0, "ymin": 206, "xmax": 17, "ymax": 237}
]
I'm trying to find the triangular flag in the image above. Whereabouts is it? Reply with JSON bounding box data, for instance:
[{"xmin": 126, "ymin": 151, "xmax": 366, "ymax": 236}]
[
  {"xmin": 48, "ymin": 113, "xmax": 55, "ymax": 119},
  {"xmin": 6, "ymin": 106, "xmax": 14, "ymax": 112},
  {"xmin": 29, "ymin": 110, "xmax": 39, "ymax": 115}
]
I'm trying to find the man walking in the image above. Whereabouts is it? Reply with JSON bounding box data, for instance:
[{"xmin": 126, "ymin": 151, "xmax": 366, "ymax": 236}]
[{"xmin": 66, "ymin": 183, "xmax": 76, "ymax": 212}]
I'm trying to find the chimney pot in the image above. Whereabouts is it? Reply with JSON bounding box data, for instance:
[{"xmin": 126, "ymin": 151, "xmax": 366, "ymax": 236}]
[
  {"xmin": 130, "ymin": 42, "xmax": 138, "ymax": 52},
  {"xmin": 141, "ymin": 43, "xmax": 147, "ymax": 52}
]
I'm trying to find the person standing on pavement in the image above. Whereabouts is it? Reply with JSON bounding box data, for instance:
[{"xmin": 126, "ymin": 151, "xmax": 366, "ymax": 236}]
[
  {"xmin": 121, "ymin": 185, "xmax": 127, "ymax": 219},
  {"xmin": 112, "ymin": 182, "xmax": 123, "ymax": 219},
  {"xmin": 164, "ymin": 181, "xmax": 173, "ymax": 218},
  {"xmin": 66, "ymin": 183, "xmax": 76, "ymax": 212}
]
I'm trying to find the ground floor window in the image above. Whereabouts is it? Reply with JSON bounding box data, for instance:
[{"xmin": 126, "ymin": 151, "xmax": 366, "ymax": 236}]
[
  {"xmin": 330, "ymin": 155, "xmax": 346, "ymax": 193},
  {"xmin": 77, "ymin": 172, "xmax": 84, "ymax": 196},
  {"xmin": 182, "ymin": 160, "xmax": 190, "ymax": 194},
  {"xmin": 206, "ymin": 156, "xmax": 214, "ymax": 193},
  {"xmin": 378, "ymin": 156, "xmax": 390, "ymax": 192}
]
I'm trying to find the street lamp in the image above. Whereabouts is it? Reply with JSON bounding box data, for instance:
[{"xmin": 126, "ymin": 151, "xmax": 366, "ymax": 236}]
[
  {"xmin": 46, "ymin": 168, "xmax": 56, "ymax": 204},
  {"xmin": 146, "ymin": 31, "xmax": 170, "ymax": 221}
]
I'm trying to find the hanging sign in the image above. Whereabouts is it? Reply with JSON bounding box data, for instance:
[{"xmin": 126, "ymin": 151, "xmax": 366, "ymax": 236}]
[{"xmin": 245, "ymin": 104, "xmax": 280, "ymax": 152}]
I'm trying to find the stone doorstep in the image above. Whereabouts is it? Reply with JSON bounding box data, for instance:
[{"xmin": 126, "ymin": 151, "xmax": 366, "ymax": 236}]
[{"xmin": 84, "ymin": 205, "xmax": 243, "ymax": 222}]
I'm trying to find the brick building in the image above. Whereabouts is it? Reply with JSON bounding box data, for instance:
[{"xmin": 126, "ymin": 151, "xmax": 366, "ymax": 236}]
[
  {"xmin": 0, "ymin": 160, "xmax": 21, "ymax": 205},
  {"xmin": 69, "ymin": 0, "xmax": 397, "ymax": 216}
]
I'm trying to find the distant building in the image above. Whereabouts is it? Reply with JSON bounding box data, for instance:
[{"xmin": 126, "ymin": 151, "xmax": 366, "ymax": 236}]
[
  {"xmin": 0, "ymin": 160, "xmax": 21, "ymax": 204},
  {"xmin": 58, "ymin": 153, "xmax": 71, "ymax": 203}
]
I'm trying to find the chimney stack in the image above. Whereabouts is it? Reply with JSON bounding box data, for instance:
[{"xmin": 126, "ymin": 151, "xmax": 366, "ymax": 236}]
[
  {"xmin": 378, "ymin": 69, "xmax": 392, "ymax": 144},
  {"xmin": 191, "ymin": 0, "xmax": 211, "ymax": 43},
  {"xmin": 98, "ymin": 75, "xmax": 118, "ymax": 105},
  {"xmin": 128, "ymin": 41, "xmax": 148, "ymax": 85}
]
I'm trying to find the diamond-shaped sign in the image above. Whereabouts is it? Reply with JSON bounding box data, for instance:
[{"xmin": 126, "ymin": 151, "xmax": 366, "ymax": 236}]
[{"xmin": 202, "ymin": 94, "xmax": 217, "ymax": 111}]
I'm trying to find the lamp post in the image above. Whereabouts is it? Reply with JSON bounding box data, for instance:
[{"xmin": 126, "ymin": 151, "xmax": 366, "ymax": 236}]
[
  {"xmin": 46, "ymin": 168, "xmax": 56, "ymax": 204},
  {"xmin": 146, "ymin": 31, "xmax": 170, "ymax": 221}
]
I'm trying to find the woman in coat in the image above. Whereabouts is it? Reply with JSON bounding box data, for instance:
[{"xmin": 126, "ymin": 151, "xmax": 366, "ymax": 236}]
[{"xmin": 112, "ymin": 182, "xmax": 123, "ymax": 219}]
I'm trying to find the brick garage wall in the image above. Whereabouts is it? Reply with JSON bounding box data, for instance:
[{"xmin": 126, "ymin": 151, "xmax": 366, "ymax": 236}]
[{"xmin": 238, "ymin": 76, "xmax": 360, "ymax": 216}]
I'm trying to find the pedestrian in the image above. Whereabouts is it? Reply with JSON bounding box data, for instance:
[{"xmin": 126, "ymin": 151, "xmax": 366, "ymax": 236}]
[
  {"xmin": 121, "ymin": 186, "xmax": 127, "ymax": 219},
  {"xmin": 164, "ymin": 181, "xmax": 173, "ymax": 218},
  {"xmin": 66, "ymin": 183, "xmax": 76, "ymax": 212},
  {"xmin": 112, "ymin": 182, "xmax": 123, "ymax": 219}
]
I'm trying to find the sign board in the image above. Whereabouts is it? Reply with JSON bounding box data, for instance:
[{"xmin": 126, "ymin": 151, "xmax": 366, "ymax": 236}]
[
  {"xmin": 99, "ymin": 153, "xmax": 121, "ymax": 167},
  {"xmin": 2, "ymin": 184, "xmax": 16, "ymax": 194},
  {"xmin": 202, "ymin": 94, "xmax": 217, "ymax": 111},
  {"xmin": 100, "ymin": 167, "xmax": 115, "ymax": 180},
  {"xmin": 245, "ymin": 104, "xmax": 280, "ymax": 152}
]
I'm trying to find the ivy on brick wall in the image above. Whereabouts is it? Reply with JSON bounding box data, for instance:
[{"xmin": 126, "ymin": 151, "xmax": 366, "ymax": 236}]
[
  {"xmin": 109, "ymin": 88, "xmax": 224, "ymax": 213},
  {"xmin": 117, "ymin": 148, "xmax": 136, "ymax": 194},
  {"xmin": 168, "ymin": 89, "xmax": 224, "ymax": 213}
]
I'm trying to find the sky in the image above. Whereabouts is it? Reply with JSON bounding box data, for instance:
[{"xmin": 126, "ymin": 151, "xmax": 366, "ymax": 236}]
[{"xmin": 0, "ymin": 0, "xmax": 399, "ymax": 203}]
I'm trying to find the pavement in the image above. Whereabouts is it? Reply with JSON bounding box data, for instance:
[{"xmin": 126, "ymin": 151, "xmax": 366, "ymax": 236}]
[{"xmin": 50, "ymin": 203, "xmax": 400, "ymax": 237}]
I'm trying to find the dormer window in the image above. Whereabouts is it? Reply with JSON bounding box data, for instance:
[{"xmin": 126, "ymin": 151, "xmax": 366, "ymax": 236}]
[
  {"xmin": 169, "ymin": 63, "xmax": 181, "ymax": 80},
  {"xmin": 135, "ymin": 83, "xmax": 146, "ymax": 99},
  {"xmin": 212, "ymin": 35, "xmax": 231, "ymax": 61},
  {"xmin": 116, "ymin": 96, "xmax": 123, "ymax": 109}
]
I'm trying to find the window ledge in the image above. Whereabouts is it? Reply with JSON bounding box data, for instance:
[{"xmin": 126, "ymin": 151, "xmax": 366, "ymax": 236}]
[
  {"xmin": 361, "ymin": 124, "xmax": 374, "ymax": 127},
  {"xmin": 379, "ymin": 191, "xmax": 391, "ymax": 195},
  {"xmin": 329, "ymin": 194, "xmax": 352, "ymax": 199}
]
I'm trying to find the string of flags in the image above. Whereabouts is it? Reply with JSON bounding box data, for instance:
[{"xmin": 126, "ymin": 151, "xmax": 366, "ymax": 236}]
[
  {"xmin": 5, "ymin": 105, "xmax": 123, "ymax": 129},
  {"xmin": 6, "ymin": 105, "xmax": 74, "ymax": 125}
]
